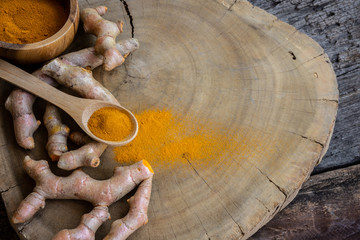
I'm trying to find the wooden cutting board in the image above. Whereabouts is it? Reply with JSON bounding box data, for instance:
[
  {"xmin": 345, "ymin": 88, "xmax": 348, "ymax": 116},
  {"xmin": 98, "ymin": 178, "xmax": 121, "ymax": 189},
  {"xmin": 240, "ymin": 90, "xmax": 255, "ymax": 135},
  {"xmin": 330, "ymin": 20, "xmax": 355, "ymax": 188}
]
[{"xmin": 0, "ymin": 0, "xmax": 338, "ymax": 239}]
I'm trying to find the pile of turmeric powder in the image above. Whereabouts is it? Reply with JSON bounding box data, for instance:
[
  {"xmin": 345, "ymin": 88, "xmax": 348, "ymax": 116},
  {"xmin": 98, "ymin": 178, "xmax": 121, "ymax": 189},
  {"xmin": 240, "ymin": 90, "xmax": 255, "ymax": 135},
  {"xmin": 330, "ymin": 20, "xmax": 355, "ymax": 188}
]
[
  {"xmin": 114, "ymin": 109, "xmax": 232, "ymax": 168},
  {"xmin": 0, "ymin": 0, "xmax": 68, "ymax": 44}
]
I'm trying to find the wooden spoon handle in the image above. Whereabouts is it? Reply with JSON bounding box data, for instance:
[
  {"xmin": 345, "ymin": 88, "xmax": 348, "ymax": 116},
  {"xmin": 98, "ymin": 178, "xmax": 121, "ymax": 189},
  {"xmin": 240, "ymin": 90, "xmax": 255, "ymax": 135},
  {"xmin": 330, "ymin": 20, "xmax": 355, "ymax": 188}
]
[{"xmin": 0, "ymin": 59, "xmax": 80, "ymax": 112}]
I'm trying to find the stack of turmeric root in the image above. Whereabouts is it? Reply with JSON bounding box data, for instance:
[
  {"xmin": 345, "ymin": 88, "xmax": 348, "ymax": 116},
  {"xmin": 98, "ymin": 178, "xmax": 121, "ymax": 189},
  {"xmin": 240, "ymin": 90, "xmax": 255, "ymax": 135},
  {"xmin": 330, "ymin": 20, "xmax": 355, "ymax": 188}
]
[{"xmin": 5, "ymin": 6, "xmax": 153, "ymax": 240}]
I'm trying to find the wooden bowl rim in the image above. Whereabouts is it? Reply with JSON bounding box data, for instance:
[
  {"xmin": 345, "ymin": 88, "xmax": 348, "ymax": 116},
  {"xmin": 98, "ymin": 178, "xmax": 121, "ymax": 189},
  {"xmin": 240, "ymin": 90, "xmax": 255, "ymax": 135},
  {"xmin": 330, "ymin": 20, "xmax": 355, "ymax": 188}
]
[{"xmin": 0, "ymin": 0, "xmax": 79, "ymax": 51}]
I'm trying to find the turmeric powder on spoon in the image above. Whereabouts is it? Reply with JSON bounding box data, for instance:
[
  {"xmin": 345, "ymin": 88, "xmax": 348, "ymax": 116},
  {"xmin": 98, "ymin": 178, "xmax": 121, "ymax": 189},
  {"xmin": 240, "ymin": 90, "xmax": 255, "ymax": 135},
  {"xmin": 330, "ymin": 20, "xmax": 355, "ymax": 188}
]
[{"xmin": 88, "ymin": 107, "xmax": 133, "ymax": 141}]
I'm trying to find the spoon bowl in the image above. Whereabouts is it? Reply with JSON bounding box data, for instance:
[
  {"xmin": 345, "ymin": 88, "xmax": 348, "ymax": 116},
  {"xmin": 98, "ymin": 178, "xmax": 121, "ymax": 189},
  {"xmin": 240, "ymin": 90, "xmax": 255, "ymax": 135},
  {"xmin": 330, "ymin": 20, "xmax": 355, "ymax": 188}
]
[
  {"xmin": 78, "ymin": 99, "xmax": 138, "ymax": 146},
  {"xmin": 0, "ymin": 58, "xmax": 138, "ymax": 146}
]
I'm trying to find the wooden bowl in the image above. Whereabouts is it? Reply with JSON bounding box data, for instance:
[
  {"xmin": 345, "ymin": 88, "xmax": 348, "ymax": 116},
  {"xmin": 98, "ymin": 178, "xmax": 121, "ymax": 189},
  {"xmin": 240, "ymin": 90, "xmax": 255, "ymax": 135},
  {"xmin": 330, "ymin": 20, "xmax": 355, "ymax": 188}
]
[{"xmin": 0, "ymin": 0, "xmax": 79, "ymax": 65}]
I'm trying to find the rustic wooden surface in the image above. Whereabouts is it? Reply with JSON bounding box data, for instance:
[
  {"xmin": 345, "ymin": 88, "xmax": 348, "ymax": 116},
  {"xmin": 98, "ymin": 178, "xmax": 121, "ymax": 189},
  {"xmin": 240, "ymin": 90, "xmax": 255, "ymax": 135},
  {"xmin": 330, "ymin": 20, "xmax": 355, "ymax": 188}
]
[
  {"xmin": 251, "ymin": 0, "xmax": 360, "ymax": 238},
  {"xmin": 249, "ymin": 0, "xmax": 360, "ymax": 174},
  {"xmin": 251, "ymin": 164, "xmax": 360, "ymax": 240},
  {"xmin": 0, "ymin": 0, "xmax": 357, "ymax": 239}
]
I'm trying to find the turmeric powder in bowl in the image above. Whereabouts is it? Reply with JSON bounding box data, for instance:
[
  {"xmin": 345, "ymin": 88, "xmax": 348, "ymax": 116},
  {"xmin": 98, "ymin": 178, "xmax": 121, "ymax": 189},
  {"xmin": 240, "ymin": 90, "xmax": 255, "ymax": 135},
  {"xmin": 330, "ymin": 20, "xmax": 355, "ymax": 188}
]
[
  {"xmin": 88, "ymin": 107, "xmax": 133, "ymax": 142},
  {"xmin": 0, "ymin": 0, "xmax": 68, "ymax": 44}
]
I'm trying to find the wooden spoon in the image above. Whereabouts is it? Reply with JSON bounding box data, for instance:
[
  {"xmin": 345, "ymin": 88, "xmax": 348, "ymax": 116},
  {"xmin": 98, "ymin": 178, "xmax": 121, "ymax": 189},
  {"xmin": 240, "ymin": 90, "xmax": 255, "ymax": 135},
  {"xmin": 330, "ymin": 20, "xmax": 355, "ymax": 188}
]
[{"xmin": 0, "ymin": 58, "xmax": 138, "ymax": 147}]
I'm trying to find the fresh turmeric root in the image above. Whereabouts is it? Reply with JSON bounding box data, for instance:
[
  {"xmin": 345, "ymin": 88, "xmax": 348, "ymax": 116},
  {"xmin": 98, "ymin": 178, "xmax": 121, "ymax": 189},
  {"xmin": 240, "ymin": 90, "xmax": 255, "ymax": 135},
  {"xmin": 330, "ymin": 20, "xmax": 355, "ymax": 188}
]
[
  {"xmin": 42, "ymin": 38, "xmax": 139, "ymax": 103},
  {"xmin": 104, "ymin": 177, "xmax": 153, "ymax": 240},
  {"xmin": 57, "ymin": 132, "xmax": 107, "ymax": 170},
  {"xmin": 5, "ymin": 89, "xmax": 39, "ymax": 150},
  {"xmin": 42, "ymin": 61, "xmax": 118, "ymax": 103},
  {"xmin": 57, "ymin": 38, "xmax": 139, "ymax": 70},
  {"xmin": 81, "ymin": 6, "xmax": 125, "ymax": 71},
  {"xmin": 53, "ymin": 177, "xmax": 153, "ymax": 240},
  {"xmin": 5, "ymin": 70, "xmax": 56, "ymax": 149},
  {"xmin": 44, "ymin": 103, "xmax": 70, "ymax": 161},
  {"xmin": 12, "ymin": 156, "xmax": 154, "ymax": 225},
  {"xmin": 53, "ymin": 206, "xmax": 110, "ymax": 240}
]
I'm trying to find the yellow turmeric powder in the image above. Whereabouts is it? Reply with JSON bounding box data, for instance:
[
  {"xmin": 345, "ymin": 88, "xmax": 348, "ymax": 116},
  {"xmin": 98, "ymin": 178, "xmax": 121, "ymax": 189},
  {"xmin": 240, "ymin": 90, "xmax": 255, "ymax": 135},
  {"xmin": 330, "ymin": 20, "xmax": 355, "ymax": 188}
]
[
  {"xmin": 114, "ymin": 109, "xmax": 231, "ymax": 168},
  {"xmin": 88, "ymin": 107, "xmax": 133, "ymax": 141},
  {"xmin": 114, "ymin": 109, "xmax": 281, "ymax": 170},
  {"xmin": 0, "ymin": 0, "xmax": 68, "ymax": 44}
]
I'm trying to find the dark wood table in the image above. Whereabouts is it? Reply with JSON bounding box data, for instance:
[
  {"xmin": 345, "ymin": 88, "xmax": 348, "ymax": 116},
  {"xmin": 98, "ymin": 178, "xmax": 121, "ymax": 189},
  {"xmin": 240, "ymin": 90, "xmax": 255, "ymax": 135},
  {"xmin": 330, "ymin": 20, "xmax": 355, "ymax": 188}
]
[{"xmin": 1, "ymin": 0, "xmax": 359, "ymax": 239}]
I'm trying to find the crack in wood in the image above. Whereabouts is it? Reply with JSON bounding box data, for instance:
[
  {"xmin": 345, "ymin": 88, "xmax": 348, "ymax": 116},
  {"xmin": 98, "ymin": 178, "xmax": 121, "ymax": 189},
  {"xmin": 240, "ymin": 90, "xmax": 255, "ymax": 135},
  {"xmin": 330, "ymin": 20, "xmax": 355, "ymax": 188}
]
[
  {"xmin": 120, "ymin": 0, "xmax": 134, "ymax": 37},
  {"xmin": 305, "ymin": 98, "xmax": 339, "ymax": 104},
  {"xmin": 0, "ymin": 184, "xmax": 19, "ymax": 194},
  {"xmin": 126, "ymin": 73, "xmax": 149, "ymax": 80},
  {"xmin": 172, "ymin": 176, "xmax": 211, "ymax": 238},
  {"xmin": 286, "ymin": 130, "xmax": 325, "ymax": 148},
  {"xmin": 255, "ymin": 166, "xmax": 288, "ymax": 198},
  {"xmin": 255, "ymin": 197, "xmax": 271, "ymax": 213},
  {"xmin": 299, "ymin": 135, "xmax": 324, "ymax": 148},
  {"xmin": 184, "ymin": 157, "xmax": 246, "ymax": 237},
  {"xmin": 222, "ymin": 203, "xmax": 245, "ymax": 237},
  {"xmin": 320, "ymin": 99, "xmax": 338, "ymax": 103},
  {"xmin": 228, "ymin": 0, "xmax": 238, "ymax": 11},
  {"xmin": 205, "ymin": 232, "xmax": 211, "ymax": 240},
  {"xmin": 18, "ymin": 218, "xmax": 34, "ymax": 233},
  {"xmin": 288, "ymin": 51, "xmax": 297, "ymax": 60},
  {"xmin": 184, "ymin": 157, "xmax": 214, "ymax": 192},
  {"xmin": 237, "ymin": 222, "xmax": 246, "ymax": 237},
  {"xmin": 274, "ymin": 52, "xmax": 327, "ymax": 74}
]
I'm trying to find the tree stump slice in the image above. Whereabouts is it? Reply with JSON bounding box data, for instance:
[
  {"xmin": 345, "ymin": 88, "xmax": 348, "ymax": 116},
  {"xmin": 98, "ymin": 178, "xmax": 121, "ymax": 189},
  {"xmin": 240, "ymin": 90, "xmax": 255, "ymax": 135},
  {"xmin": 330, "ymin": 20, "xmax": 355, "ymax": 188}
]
[{"xmin": 0, "ymin": 0, "xmax": 338, "ymax": 239}]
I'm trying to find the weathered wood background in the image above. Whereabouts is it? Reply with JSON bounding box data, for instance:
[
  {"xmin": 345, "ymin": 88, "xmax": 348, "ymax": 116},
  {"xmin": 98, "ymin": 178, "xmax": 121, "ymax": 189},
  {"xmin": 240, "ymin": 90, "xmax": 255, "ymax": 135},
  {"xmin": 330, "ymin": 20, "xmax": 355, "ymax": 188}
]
[
  {"xmin": 1, "ymin": 0, "xmax": 359, "ymax": 239},
  {"xmin": 250, "ymin": 0, "xmax": 360, "ymax": 238}
]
